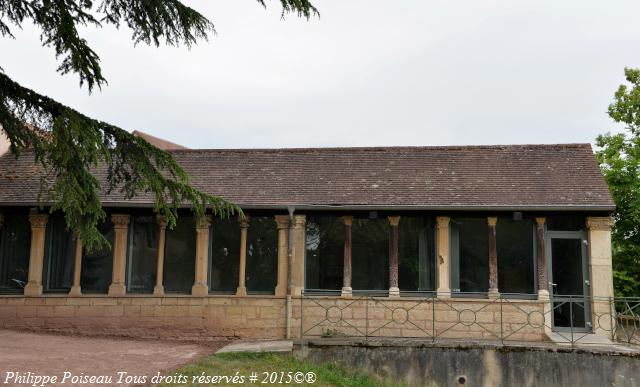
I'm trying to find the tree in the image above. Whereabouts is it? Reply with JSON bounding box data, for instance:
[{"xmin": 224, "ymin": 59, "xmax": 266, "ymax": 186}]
[
  {"xmin": 0, "ymin": 0, "xmax": 318, "ymax": 250},
  {"xmin": 596, "ymin": 67, "xmax": 640, "ymax": 298}
]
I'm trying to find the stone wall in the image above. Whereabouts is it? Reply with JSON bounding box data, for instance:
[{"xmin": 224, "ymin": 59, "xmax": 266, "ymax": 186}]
[
  {"xmin": 298, "ymin": 344, "xmax": 640, "ymax": 387},
  {"xmin": 0, "ymin": 296, "xmax": 287, "ymax": 340},
  {"xmin": 294, "ymin": 296, "xmax": 546, "ymax": 342}
]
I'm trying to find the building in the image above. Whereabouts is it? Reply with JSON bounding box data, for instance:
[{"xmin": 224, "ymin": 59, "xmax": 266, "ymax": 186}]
[{"xmin": 0, "ymin": 141, "xmax": 617, "ymax": 342}]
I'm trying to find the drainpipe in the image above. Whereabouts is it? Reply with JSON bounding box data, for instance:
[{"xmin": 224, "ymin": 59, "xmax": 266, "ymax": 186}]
[{"xmin": 286, "ymin": 206, "xmax": 295, "ymax": 339}]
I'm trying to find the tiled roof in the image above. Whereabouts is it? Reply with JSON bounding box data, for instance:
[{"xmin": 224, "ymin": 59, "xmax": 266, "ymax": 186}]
[{"xmin": 0, "ymin": 144, "xmax": 614, "ymax": 211}]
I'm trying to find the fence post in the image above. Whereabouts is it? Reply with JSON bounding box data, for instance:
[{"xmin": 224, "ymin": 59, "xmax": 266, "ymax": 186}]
[
  {"xmin": 569, "ymin": 295, "xmax": 574, "ymax": 348},
  {"xmin": 365, "ymin": 296, "xmax": 369, "ymax": 342},
  {"xmin": 500, "ymin": 295, "xmax": 504, "ymax": 344},
  {"xmin": 299, "ymin": 293, "xmax": 304, "ymax": 347}
]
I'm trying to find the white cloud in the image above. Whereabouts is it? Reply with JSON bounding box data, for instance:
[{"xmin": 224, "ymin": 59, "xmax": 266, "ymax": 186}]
[{"xmin": 1, "ymin": 0, "xmax": 638, "ymax": 148}]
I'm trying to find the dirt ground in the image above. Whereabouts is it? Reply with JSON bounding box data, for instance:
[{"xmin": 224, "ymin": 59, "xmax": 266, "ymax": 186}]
[{"xmin": 0, "ymin": 330, "xmax": 224, "ymax": 386}]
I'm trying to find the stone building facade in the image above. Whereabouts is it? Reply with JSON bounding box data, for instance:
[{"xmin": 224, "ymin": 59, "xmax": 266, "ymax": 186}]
[{"xmin": 0, "ymin": 143, "xmax": 616, "ymax": 341}]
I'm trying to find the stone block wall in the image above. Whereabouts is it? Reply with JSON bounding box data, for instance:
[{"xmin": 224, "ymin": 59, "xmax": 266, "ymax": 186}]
[
  {"xmin": 0, "ymin": 296, "xmax": 287, "ymax": 341},
  {"xmin": 293, "ymin": 297, "xmax": 546, "ymax": 342}
]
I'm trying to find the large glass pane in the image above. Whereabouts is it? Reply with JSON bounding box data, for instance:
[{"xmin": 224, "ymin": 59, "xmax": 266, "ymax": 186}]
[
  {"xmin": 547, "ymin": 216, "xmax": 585, "ymax": 231},
  {"xmin": 452, "ymin": 218, "xmax": 489, "ymax": 294},
  {"xmin": 209, "ymin": 217, "xmax": 240, "ymax": 293},
  {"xmin": 305, "ymin": 216, "xmax": 344, "ymax": 291},
  {"xmin": 246, "ymin": 216, "xmax": 278, "ymax": 293},
  {"xmin": 81, "ymin": 221, "xmax": 114, "ymax": 294},
  {"xmin": 352, "ymin": 218, "xmax": 389, "ymax": 291},
  {"xmin": 398, "ymin": 217, "xmax": 435, "ymax": 292},
  {"xmin": 551, "ymin": 238, "xmax": 586, "ymax": 328},
  {"xmin": 127, "ymin": 216, "xmax": 158, "ymax": 294},
  {"xmin": 0, "ymin": 213, "xmax": 31, "ymax": 294},
  {"xmin": 164, "ymin": 216, "xmax": 196, "ymax": 293},
  {"xmin": 497, "ymin": 218, "xmax": 535, "ymax": 295},
  {"xmin": 44, "ymin": 214, "xmax": 76, "ymax": 293}
]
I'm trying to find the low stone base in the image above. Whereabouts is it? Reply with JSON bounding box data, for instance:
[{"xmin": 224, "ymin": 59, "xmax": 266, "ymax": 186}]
[{"xmin": 0, "ymin": 296, "xmax": 287, "ymax": 340}]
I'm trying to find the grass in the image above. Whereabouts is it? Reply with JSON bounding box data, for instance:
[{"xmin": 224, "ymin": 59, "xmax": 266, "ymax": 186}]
[{"xmin": 157, "ymin": 352, "xmax": 402, "ymax": 387}]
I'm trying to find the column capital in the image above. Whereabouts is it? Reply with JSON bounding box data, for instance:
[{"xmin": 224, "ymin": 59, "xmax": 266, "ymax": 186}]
[
  {"xmin": 587, "ymin": 217, "xmax": 613, "ymax": 231},
  {"xmin": 239, "ymin": 215, "xmax": 250, "ymax": 229},
  {"xmin": 436, "ymin": 216, "xmax": 450, "ymax": 229},
  {"xmin": 111, "ymin": 214, "xmax": 130, "ymax": 229},
  {"xmin": 196, "ymin": 214, "xmax": 212, "ymax": 230},
  {"xmin": 274, "ymin": 215, "xmax": 290, "ymax": 229},
  {"xmin": 487, "ymin": 217, "xmax": 497, "ymax": 227},
  {"xmin": 342, "ymin": 215, "xmax": 353, "ymax": 226},
  {"xmin": 535, "ymin": 217, "xmax": 546, "ymax": 226},
  {"xmin": 156, "ymin": 214, "xmax": 168, "ymax": 228},
  {"xmin": 28, "ymin": 213, "xmax": 49, "ymax": 228},
  {"xmin": 387, "ymin": 216, "xmax": 401, "ymax": 227},
  {"xmin": 293, "ymin": 215, "xmax": 306, "ymax": 229}
]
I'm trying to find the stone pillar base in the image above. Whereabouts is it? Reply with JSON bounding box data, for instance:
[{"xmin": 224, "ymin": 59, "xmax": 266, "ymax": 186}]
[
  {"xmin": 537, "ymin": 289, "xmax": 550, "ymax": 301},
  {"xmin": 191, "ymin": 283, "xmax": 208, "ymax": 297},
  {"xmin": 24, "ymin": 282, "xmax": 42, "ymax": 297},
  {"xmin": 341, "ymin": 287, "xmax": 352, "ymax": 297},
  {"xmin": 69, "ymin": 286, "xmax": 82, "ymax": 297},
  {"xmin": 292, "ymin": 286, "xmax": 303, "ymax": 297},
  {"xmin": 436, "ymin": 288, "xmax": 451, "ymax": 298},
  {"xmin": 108, "ymin": 283, "xmax": 126, "ymax": 297},
  {"xmin": 388, "ymin": 287, "xmax": 400, "ymax": 297},
  {"xmin": 275, "ymin": 285, "xmax": 286, "ymax": 297},
  {"xmin": 488, "ymin": 288, "xmax": 500, "ymax": 299},
  {"xmin": 236, "ymin": 286, "xmax": 247, "ymax": 297},
  {"xmin": 153, "ymin": 285, "xmax": 165, "ymax": 296}
]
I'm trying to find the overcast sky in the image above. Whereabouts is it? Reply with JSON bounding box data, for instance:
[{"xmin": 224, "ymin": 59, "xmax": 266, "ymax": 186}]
[{"xmin": 2, "ymin": 1, "xmax": 640, "ymax": 149}]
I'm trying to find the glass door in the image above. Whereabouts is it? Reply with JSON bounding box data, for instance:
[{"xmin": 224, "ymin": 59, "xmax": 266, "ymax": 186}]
[{"xmin": 547, "ymin": 233, "xmax": 591, "ymax": 332}]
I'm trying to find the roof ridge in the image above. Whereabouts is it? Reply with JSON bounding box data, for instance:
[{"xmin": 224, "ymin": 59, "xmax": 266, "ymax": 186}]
[{"xmin": 168, "ymin": 143, "xmax": 592, "ymax": 154}]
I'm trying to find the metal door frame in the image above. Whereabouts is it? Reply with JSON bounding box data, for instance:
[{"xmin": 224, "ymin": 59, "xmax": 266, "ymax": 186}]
[{"xmin": 546, "ymin": 230, "xmax": 591, "ymax": 333}]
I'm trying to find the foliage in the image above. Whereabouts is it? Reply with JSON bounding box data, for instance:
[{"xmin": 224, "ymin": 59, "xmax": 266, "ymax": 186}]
[
  {"xmin": 158, "ymin": 352, "xmax": 401, "ymax": 387},
  {"xmin": 0, "ymin": 0, "xmax": 317, "ymax": 249},
  {"xmin": 596, "ymin": 68, "xmax": 640, "ymax": 298}
]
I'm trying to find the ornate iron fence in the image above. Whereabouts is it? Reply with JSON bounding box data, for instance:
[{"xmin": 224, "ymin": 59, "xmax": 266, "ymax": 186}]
[{"xmin": 299, "ymin": 291, "xmax": 640, "ymax": 349}]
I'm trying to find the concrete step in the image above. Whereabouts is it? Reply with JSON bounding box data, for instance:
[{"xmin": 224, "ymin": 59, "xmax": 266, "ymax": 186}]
[{"xmin": 216, "ymin": 340, "xmax": 293, "ymax": 354}]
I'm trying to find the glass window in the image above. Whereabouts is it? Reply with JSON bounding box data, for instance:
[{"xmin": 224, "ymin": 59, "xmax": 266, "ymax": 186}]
[
  {"xmin": 0, "ymin": 213, "xmax": 31, "ymax": 294},
  {"xmin": 547, "ymin": 215, "xmax": 585, "ymax": 231},
  {"xmin": 451, "ymin": 218, "xmax": 489, "ymax": 294},
  {"xmin": 352, "ymin": 218, "xmax": 389, "ymax": 291},
  {"xmin": 44, "ymin": 214, "xmax": 76, "ymax": 293},
  {"xmin": 163, "ymin": 216, "xmax": 196, "ymax": 293},
  {"xmin": 127, "ymin": 216, "xmax": 158, "ymax": 294},
  {"xmin": 209, "ymin": 217, "xmax": 240, "ymax": 293},
  {"xmin": 497, "ymin": 218, "xmax": 535, "ymax": 295},
  {"xmin": 81, "ymin": 221, "xmax": 114, "ymax": 294},
  {"xmin": 246, "ymin": 216, "xmax": 278, "ymax": 294},
  {"xmin": 305, "ymin": 216, "xmax": 344, "ymax": 291},
  {"xmin": 398, "ymin": 217, "xmax": 436, "ymax": 292}
]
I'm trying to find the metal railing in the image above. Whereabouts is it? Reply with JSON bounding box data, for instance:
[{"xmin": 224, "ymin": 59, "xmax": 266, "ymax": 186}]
[{"xmin": 299, "ymin": 291, "xmax": 640, "ymax": 349}]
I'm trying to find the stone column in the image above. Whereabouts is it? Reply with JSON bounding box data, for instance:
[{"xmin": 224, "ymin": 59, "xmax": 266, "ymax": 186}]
[
  {"xmin": 236, "ymin": 216, "xmax": 249, "ymax": 296},
  {"xmin": 274, "ymin": 215, "xmax": 290, "ymax": 297},
  {"xmin": 436, "ymin": 217, "xmax": 451, "ymax": 298},
  {"xmin": 108, "ymin": 214, "xmax": 130, "ymax": 297},
  {"xmin": 487, "ymin": 217, "xmax": 499, "ymax": 298},
  {"xmin": 535, "ymin": 217, "xmax": 549, "ymax": 300},
  {"xmin": 24, "ymin": 212, "xmax": 48, "ymax": 296},
  {"xmin": 69, "ymin": 237, "xmax": 83, "ymax": 296},
  {"xmin": 291, "ymin": 215, "xmax": 306, "ymax": 297},
  {"xmin": 587, "ymin": 217, "xmax": 615, "ymax": 336},
  {"xmin": 341, "ymin": 216, "xmax": 353, "ymax": 297},
  {"xmin": 153, "ymin": 215, "xmax": 168, "ymax": 296},
  {"xmin": 388, "ymin": 216, "xmax": 401, "ymax": 297},
  {"xmin": 192, "ymin": 215, "xmax": 212, "ymax": 297}
]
